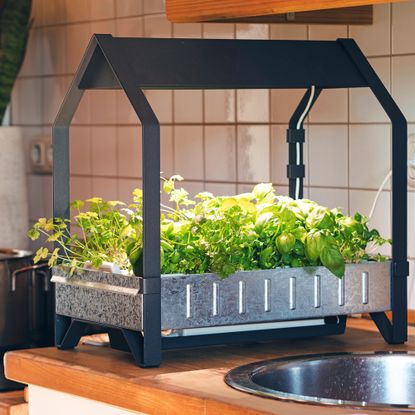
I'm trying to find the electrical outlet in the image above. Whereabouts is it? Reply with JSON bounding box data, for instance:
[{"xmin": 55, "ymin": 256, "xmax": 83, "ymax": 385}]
[{"xmin": 29, "ymin": 135, "xmax": 52, "ymax": 174}]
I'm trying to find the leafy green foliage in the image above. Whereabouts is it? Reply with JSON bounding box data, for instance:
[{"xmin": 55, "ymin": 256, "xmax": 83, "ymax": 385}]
[
  {"xmin": 28, "ymin": 176, "xmax": 390, "ymax": 279},
  {"xmin": 0, "ymin": 0, "xmax": 31, "ymax": 122},
  {"xmin": 28, "ymin": 198, "xmax": 133, "ymax": 274}
]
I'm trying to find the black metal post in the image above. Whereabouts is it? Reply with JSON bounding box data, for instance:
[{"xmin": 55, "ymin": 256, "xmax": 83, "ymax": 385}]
[{"xmin": 339, "ymin": 38, "xmax": 409, "ymax": 344}]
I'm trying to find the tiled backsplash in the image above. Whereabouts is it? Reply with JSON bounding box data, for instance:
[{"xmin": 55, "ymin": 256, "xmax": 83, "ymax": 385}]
[{"xmin": 12, "ymin": 0, "xmax": 415, "ymax": 306}]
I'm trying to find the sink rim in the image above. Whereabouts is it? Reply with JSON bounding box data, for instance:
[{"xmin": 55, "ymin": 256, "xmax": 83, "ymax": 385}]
[{"xmin": 225, "ymin": 351, "xmax": 415, "ymax": 411}]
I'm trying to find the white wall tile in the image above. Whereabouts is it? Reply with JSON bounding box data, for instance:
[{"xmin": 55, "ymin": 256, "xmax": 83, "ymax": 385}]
[
  {"xmin": 309, "ymin": 188, "xmax": 349, "ymax": 213},
  {"xmin": 392, "ymin": 0, "xmax": 415, "ymax": 54},
  {"xmin": 276, "ymin": 185, "xmax": 290, "ymax": 197},
  {"xmin": 205, "ymin": 182, "xmax": 237, "ymax": 196},
  {"xmin": 70, "ymin": 126, "xmax": 91, "ymax": 175},
  {"xmin": 270, "ymin": 89, "xmax": 307, "ymax": 124},
  {"xmin": 161, "ymin": 126, "xmax": 174, "ymax": 177},
  {"xmin": 392, "ymin": 55, "xmax": 415, "ymax": 122},
  {"xmin": 309, "ymin": 125, "xmax": 348, "ymax": 187},
  {"xmin": 42, "ymin": 77, "xmax": 67, "ymax": 125},
  {"xmin": 116, "ymin": 0, "xmax": 143, "ymax": 17},
  {"xmin": 408, "ymin": 125, "xmax": 415, "ymax": 190},
  {"xmin": 308, "ymin": 24, "xmax": 347, "ymax": 40},
  {"xmin": 174, "ymin": 90, "xmax": 203, "ymax": 123},
  {"xmin": 174, "ymin": 126, "xmax": 204, "ymax": 180},
  {"xmin": 237, "ymin": 90, "xmax": 269, "ymax": 123},
  {"xmin": 204, "ymin": 125, "xmax": 236, "ymax": 182},
  {"xmin": 65, "ymin": 22, "xmax": 91, "ymax": 74},
  {"xmin": 90, "ymin": 90, "xmax": 117, "ymax": 125},
  {"xmin": 145, "ymin": 90, "xmax": 173, "ymax": 124},
  {"xmin": 27, "ymin": 174, "xmax": 52, "ymax": 220},
  {"xmin": 173, "ymin": 23, "xmax": 202, "ymax": 38},
  {"xmin": 143, "ymin": 14, "xmax": 171, "ymax": 37},
  {"xmin": 31, "ymin": 0, "xmax": 43, "ymax": 28},
  {"xmin": 408, "ymin": 261, "xmax": 415, "ymax": 308},
  {"xmin": 91, "ymin": 126, "xmax": 117, "ymax": 176},
  {"xmin": 70, "ymin": 176, "xmax": 92, "ymax": 201},
  {"xmin": 43, "ymin": 0, "xmax": 66, "ymax": 25},
  {"xmin": 116, "ymin": 91, "xmax": 138, "ymax": 125},
  {"xmin": 350, "ymin": 4, "xmax": 391, "ymax": 56},
  {"xmin": 180, "ymin": 181, "xmax": 205, "ymax": 199},
  {"xmin": 118, "ymin": 178, "xmax": 142, "ymax": 203},
  {"xmin": 11, "ymin": 78, "xmax": 43, "ymax": 125},
  {"xmin": 350, "ymin": 57, "xmax": 391, "ymax": 123},
  {"xmin": 204, "ymin": 90, "xmax": 235, "ymax": 123},
  {"xmin": 349, "ymin": 125, "xmax": 391, "ymax": 190},
  {"xmin": 115, "ymin": 16, "xmax": 143, "ymax": 37},
  {"xmin": 143, "ymin": 0, "xmax": 165, "ymax": 14},
  {"xmin": 20, "ymin": 28, "xmax": 43, "ymax": 77},
  {"xmin": 91, "ymin": 0, "xmax": 115, "ymax": 20},
  {"xmin": 309, "ymin": 89, "xmax": 348, "ymax": 123},
  {"xmin": 65, "ymin": 0, "xmax": 91, "ymax": 23},
  {"xmin": 203, "ymin": 23, "xmax": 234, "ymax": 39},
  {"xmin": 90, "ymin": 18, "xmax": 116, "ymax": 36},
  {"xmin": 117, "ymin": 126, "xmax": 142, "ymax": 178},
  {"xmin": 236, "ymin": 24, "xmax": 269, "ymax": 39},
  {"xmin": 73, "ymin": 87, "xmax": 91, "ymax": 125},
  {"xmin": 237, "ymin": 183, "xmax": 254, "ymax": 193},
  {"xmin": 270, "ymin": 24, "xmax": 307, "ymax": 40},
  {"xmin": 41, "ymin": 26, "xmax": 67, "ymax": 75},
  {"xmin": 408, "ymin": 193, "xmax": 415, "ymax": 259},
  {"xmin": 237, "ymin": 125, "xmax": 270, "ymax": 182},
  {"xmin": 92, "ymin": 177, "xmax": 118, "ymax": 200}
]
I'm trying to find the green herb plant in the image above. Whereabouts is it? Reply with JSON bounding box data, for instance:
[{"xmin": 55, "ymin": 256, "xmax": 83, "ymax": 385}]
[
  {"xmin": 28, "ymin": 198, "xmax": 133, "ymax": 273},
  {"xmin": 28, "ymin": 176, "xmax": 390, "ymax": 279}
]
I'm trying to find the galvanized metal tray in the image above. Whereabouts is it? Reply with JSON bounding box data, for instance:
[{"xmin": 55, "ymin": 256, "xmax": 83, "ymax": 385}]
[{"xmin": 52, "ymin": 261, "xmax": 391, "ymax": 332}]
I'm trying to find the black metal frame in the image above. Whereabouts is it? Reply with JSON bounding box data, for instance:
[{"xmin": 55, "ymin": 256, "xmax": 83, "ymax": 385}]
[{"xmin": 52, "ymin": 35, "xmax": 408, "ymax": 367}]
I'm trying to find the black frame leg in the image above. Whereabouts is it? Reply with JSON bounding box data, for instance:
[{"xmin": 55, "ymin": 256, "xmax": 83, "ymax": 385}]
[
  {"xmin": 55, "ymin": 315, "xmax": 86, "ymax": 350},
  {"xmin": 121, "ymin": 329, "xmax": 150, "ymax": 368},
  {"xmin": 108, "ymin": 328, "xmax": 129, "ymax": 352}
]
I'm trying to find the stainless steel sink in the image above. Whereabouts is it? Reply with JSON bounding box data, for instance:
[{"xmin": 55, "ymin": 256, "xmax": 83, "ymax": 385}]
[{"xmin": 225, "ymin": 352, "xmax": 415, "ymax": 411}]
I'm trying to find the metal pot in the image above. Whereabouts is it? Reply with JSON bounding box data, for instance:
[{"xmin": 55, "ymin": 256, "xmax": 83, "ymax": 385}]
[
  {"xmin": 0, "ymin": 249, "xmax": 51, "ymax": 347},
  {"xmin": 0, "ymin": 248, "xmax": 53, "ymax": 390}
]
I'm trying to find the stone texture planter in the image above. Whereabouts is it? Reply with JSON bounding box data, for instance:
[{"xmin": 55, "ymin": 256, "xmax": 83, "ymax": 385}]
[{"xmin": 52, "ymin": 261, "xmax": 391, "ymax": 332}]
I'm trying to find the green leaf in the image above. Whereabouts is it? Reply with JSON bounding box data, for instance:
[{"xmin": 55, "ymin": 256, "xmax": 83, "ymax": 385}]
[
  {"xmin": 275, "ymin": 233, "xmax": 296, "ymax": 255},
  {"xmin": 320, "ymin": 245, "xmax": 345, "ymax": 278}
]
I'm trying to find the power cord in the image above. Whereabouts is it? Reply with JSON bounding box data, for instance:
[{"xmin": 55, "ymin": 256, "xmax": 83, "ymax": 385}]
[
  {"xmin": 368, "ymin": 170, "xmax": 392, "ymax": 220},
  {"xmin": 295, "ymin": 86, "xmax": 315, "ymax": 200}
]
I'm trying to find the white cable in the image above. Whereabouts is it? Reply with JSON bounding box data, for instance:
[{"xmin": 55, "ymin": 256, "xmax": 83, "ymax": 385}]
[
  {"xmin": 368, "ymin": 170, "xmax": 392, "ymax": 220},
  {"xmin": 294, "ymin": 86, "xmax": 315, "ymax": 200}
]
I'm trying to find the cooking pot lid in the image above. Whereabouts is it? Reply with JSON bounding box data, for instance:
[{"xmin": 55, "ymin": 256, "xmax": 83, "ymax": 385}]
[{"xmin": 0, "ymin": 249, "xmax": 32, "ymax": 261}]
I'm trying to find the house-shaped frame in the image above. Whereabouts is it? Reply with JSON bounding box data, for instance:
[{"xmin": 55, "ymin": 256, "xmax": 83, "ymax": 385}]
[{"xmin": 52, "ymin": 35, "xmax": 408, "ymax": 367}]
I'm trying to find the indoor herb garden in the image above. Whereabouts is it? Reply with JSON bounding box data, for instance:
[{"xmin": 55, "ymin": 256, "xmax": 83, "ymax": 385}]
[
  {"xmin": 47, "ymin": 35, "xmax": 407, "ymax": 367},
  {"xmin": 29, "ymin": 176, "xmax": 389, "ymax": 280}
]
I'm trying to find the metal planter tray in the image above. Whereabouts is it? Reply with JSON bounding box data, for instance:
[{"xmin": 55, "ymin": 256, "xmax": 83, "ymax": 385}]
[{"xmin": 52, "ymin": 261, "xmax": 391, "ymax": 332}]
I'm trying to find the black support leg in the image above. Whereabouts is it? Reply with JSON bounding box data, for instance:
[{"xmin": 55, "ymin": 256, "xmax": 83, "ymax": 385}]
[{"xmin": 55, "ymin": 315, "xmax": 86, "ymax": 350}]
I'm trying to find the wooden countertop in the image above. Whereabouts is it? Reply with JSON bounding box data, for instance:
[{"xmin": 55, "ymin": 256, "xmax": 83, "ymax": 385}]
[
  {"xmin": 4, "ymin": 319, "xmax": 415, "ymax": 415},
  {"xmin": 0, "ymin": 391, "xmax": 27, "ymax": 415}
]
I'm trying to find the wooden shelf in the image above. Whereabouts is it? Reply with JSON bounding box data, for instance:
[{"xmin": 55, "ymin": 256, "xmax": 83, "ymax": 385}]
[{"xmin": 166, "ymin": 0, "xmax": 402, "ymax": 23}]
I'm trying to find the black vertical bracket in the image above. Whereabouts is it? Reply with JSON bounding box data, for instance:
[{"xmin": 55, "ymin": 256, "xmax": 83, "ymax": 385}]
[
  {"xmin": 339, "ymin": 38, "xmax": 409, "ymax": 344},
  {"xmin": 287, "ymin": 87, "xmax": 321, "ymax": 199}
]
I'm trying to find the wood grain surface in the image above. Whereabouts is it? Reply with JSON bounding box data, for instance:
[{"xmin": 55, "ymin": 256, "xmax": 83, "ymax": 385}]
[
  {"xmin": 166, "ymin": 0, "xmax": 402, "ymax": 22},
  {"xmin": 0, "ymin": 391, "xmax": 27, "ymax": 415},
  {"xmin": 4, "ymin": 319, "xmax": 415, "ymax": 415}
]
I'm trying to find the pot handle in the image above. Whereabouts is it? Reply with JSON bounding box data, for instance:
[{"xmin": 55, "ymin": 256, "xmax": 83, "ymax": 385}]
[{"xmin": 10, "ymin": 264, "xmax": 49, "ymax": 292}]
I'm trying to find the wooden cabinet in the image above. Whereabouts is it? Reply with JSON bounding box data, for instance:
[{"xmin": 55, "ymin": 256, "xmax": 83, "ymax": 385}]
[{"xmin": 166, "ymin": 0, "xmax": 402, "ymax": 23}]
